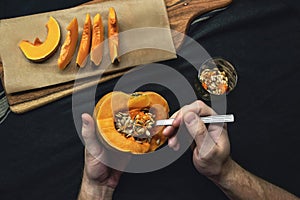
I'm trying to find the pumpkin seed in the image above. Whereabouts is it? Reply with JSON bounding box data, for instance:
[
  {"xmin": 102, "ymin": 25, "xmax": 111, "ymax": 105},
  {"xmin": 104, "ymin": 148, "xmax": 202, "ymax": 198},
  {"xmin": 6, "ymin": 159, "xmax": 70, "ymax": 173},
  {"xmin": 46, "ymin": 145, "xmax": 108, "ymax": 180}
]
[
  {"xmin": 114, "ymin": 110, "xmax": 158, "ymax": 143},
  {"xmin": 125, "ymin": 134, "xmax": 131, "ymax": 138},
  {"xmin": 145, "ymin": 130, "xmax": 151, "ymax": 137},
  {"xmin": 156, "ymin": 139, "xmax": 160, "ymax": 145},
  {"xmin": 137, "ymin": 127, "xmax": 145, "ymax": 135}
]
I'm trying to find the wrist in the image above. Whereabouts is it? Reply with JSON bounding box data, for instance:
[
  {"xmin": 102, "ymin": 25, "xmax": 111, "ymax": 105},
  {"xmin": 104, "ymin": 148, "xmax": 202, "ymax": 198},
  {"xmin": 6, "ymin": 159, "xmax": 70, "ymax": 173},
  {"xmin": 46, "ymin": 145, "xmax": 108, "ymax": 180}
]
[
  {"xmin": 209, "ymin": 157, "xmax": 236, "ymax": 186},
  {"xmin": 78, "ymin": 172, "xmax": 115, "ymax": 200}
]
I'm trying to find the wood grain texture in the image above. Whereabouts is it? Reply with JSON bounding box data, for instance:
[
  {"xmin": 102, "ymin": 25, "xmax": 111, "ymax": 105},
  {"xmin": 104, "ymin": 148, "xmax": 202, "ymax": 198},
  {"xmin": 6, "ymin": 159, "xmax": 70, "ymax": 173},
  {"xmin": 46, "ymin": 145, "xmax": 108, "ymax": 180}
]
[
  {"xmin": 0, "ymin": 0, "xmax": 232, "ymax": 113},
  {"xmin": 88, "ymin": 0, "xmax": 232, "ymax": 49},
  {"xmin": 166, "ymin": 0, "xmax": 232, "ymax": 49}
]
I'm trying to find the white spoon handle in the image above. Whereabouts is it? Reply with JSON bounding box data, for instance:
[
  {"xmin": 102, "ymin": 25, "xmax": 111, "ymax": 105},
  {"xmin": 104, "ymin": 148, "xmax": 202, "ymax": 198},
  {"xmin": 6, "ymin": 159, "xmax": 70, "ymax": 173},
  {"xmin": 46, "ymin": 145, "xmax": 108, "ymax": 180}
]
[{"xmin": 155, "ymin": 114, "xmax": 234, "ymax": 126}]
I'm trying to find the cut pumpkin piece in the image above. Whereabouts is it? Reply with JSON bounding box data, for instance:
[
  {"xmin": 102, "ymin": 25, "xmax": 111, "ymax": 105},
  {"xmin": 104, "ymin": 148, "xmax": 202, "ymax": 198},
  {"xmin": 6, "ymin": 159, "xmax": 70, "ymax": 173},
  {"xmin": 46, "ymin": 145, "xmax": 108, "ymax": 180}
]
[
  {"xmin": 58, "ymin": 17, "xmax": 78, "ymax": 70},
  {"xmin": 18, "ymin": 16, "xmax": 61, "ymax": 62},
  {"xmin": 108, "ymin": 7, "xmax": 120, "ymax": 63},
  {"xmin": 90, "ymin": 13, "xmax": 104, "ymax": 66},
  {"xmin": 94, "ymin": 91, "xmax": 169, "ymax": 154},
  {"xmin": 76, "ymin": 13, "xmax": 92, "ymax": 68}
]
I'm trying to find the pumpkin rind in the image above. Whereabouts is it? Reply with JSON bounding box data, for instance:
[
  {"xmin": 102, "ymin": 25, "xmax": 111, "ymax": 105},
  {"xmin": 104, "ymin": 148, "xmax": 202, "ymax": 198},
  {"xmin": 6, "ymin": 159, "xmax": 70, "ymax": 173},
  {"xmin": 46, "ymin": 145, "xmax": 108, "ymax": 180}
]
[
  {"xmin": 18, "ymin": 16, "xmax": 61, "ymax": 62},
  {"xmin": 90, "ymin": 13, "xmax": 104, "ymax": 66},
  {"xmin": 76, "ymin": 13, "xmax": 92, "ymax": 67},
  {"xmin": 58, "ymin": 17, "xmax": 78, "ymax": 70},
  {"xmin": 108, "ymin": 7, "xmax": 120, "ymax": 63},
  {"xmin": 94, "ymin": 91, "xmax": 169, "ymax": 154}
]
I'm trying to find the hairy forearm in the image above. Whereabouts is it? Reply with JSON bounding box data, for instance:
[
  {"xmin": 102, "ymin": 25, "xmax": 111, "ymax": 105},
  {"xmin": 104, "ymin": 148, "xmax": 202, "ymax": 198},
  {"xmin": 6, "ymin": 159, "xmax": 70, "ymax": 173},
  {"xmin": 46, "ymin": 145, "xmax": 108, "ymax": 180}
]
[
  {"xmin": 78, "ymin": 173, "xmax": 114, "ymax": 200},
  {"xmin": 212, "ymin": 158, "xmax": 299, "ymax": 200}
]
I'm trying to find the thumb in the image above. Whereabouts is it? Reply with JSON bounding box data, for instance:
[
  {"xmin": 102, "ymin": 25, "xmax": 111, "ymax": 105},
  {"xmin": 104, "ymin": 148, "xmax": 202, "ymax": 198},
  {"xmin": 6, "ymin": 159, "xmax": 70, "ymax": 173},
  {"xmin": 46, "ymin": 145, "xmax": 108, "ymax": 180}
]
[
  {"xmin": 81, "ymin": 113, "xmax": 102, "ymax": 160},
  {"xmin": 183, "ymin": 112, "xmax": 216, "ymax": 158},
  {"xmin": 183, "ymin": 112, "xmax": 207, "ymax": 148}
]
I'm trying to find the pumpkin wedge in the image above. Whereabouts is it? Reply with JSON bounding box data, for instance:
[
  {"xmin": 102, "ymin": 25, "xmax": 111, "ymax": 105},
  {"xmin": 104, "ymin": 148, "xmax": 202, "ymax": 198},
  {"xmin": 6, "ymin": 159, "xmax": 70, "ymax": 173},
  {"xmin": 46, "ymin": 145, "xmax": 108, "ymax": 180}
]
[
  {"xmin": 94, "ymin": 91, "xmax": 169, "ymax": 154},
  {"xmin": 108, "ymin": 7, "xmax": 120, "ymax": 63},
  {"xmin": 90, "ymin": 13, "xmax": 104, "ymax": 66},
  {"xmin": 19, "ymin": 16, "xmax": 61, "ymax": 62},
  {"xmin": 76, "ymin": 13, "xmax": 92, "ymax": 67},
  {"xmin": 58, "ymin": 17, "xmax": 78, "ymax": 70}
]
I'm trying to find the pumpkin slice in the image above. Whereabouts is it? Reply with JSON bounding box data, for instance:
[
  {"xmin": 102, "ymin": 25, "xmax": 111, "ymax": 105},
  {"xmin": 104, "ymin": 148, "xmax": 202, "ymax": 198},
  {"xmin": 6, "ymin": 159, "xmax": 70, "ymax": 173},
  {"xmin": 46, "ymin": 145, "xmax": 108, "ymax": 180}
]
[
  {"xmin": 58, "ymin": 17, "xmax": 78, "ymax": 70},
  {"xmin": 18, "ymin": 16, "xmax": 61, "ymax": 62},
  {"xmin": 128, "ymin": 92, "xmax": 150, "ymax": 110},
  {"xmin": 94, "ymin": 91, "xmax": 169, "ymax": 154},
  {"xmin": 76, "ymin": 13, "xmax": 92, "ymax": 67},
  {"xmin": 90, "ymin": 13, "xmax": 104, "ymax": 66},
  {"xmin": 108, "ymin": 7, "xmax": 120, "ymax": 63}
]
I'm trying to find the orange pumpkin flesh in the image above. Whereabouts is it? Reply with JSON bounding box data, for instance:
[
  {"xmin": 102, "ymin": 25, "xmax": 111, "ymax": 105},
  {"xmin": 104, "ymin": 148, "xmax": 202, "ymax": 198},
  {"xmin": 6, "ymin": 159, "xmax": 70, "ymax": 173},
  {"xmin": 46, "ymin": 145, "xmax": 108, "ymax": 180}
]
[
  {"xmin": 90, "ymin": 13, "xmax": 104, "ymax": 66},
  {"xmin": 18, "ymin": 16, "xmax": 61, "ymax": 62},
  {"xmin": 108, "ymin": 7, "xmax": 120, "ymax": 63},
  {"xmin": 94, "ymin": 91, "xmax": 169, "ymax": 154},
  {"xmin": 58, "ymin": 17, "xmax": 78, "ymax": 70},
  {"xmin": 76, "ymin": 13, "xmax": 92, "ymax": 68}
]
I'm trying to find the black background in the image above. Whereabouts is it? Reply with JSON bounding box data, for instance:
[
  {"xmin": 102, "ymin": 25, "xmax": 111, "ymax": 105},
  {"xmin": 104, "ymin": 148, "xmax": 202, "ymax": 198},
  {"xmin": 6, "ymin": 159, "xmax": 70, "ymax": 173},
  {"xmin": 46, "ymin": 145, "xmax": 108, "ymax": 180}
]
[{"xmin": 0, "ymin": 0, "xmax": 299, "ymax": 199}]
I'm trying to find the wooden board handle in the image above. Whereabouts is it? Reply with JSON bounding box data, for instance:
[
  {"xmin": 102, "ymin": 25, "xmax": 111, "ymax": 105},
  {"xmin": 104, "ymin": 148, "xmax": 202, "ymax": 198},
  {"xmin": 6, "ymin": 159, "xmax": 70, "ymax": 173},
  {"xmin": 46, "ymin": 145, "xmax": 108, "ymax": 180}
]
[
  {"xmin": 88, "ymin": 0, "xmax": 232, "ymax": 49},
  {"xmin": 166, "ymin": 0, "xmax": 232, "ymax": 49}
]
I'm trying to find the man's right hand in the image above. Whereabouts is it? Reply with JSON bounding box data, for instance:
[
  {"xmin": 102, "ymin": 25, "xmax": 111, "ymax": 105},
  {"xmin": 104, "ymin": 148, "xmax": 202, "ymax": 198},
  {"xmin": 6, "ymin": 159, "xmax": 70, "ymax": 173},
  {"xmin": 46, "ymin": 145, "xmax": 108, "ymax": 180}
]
[
  {"xmin": 163, "ymin": 100, "xmax": 231, "ymax": 179},
  {"xmin": 163, "ymin": 100, "xmax": 299, "ymax": 200}
]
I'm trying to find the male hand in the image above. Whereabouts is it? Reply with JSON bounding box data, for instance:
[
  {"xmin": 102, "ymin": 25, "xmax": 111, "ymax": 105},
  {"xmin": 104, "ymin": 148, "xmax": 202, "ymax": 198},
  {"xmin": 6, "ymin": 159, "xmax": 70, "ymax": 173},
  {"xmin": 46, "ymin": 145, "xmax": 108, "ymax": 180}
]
[
  {"xmin": 163, "ymin": 100, "xmax": 231, "ymax": 178},
  {"xmin": 163, "ymin": 101, "xmax": 299, "ymax": 199},
  {"xmin": 78, "ymin": 113, "xmax": 122, "ymax": 200}
]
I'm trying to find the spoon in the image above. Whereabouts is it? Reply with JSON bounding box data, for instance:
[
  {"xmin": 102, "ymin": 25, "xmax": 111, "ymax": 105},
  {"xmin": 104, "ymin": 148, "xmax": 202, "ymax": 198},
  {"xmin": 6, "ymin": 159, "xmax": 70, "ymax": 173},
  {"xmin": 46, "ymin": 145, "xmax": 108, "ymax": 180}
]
[{"xmin": 155, "ymin": 114, "xmax": 234, "ymax": 126}]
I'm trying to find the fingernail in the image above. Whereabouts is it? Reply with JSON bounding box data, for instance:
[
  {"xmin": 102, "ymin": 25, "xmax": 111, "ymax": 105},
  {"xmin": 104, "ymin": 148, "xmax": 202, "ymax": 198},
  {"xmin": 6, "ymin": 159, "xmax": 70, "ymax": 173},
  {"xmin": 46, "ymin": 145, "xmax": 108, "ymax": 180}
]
[
  {"xmin": 82, "ymin": 114, "xmax": 89, "ymax": 126},
  {"xmin": 184, "ymin": 112, "xmax": 196, "ymax": 125}
]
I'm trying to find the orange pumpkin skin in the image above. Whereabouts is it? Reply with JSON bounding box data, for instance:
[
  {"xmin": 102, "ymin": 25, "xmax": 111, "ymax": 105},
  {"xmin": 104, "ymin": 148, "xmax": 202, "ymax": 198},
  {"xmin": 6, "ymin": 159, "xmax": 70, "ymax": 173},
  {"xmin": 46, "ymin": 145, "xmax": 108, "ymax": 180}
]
[
  {"xmin": 94, "ymin": 91, "xmax": 169, "ymax": 154},
  {"xmin": 58, "ymin": 17, "xmax": 78, "ymax": 70},
  {"xmin": 18, "ymin": 16, "xmax": 61, "ymax": 62},
  {"xmin": 90, "ymin": 13, "xmax": 104, "ymax": 66},
  {"xmin": 108, "ymin": 7, "xmax": 120, "ymax": 63},
  {"xmin": 76, "ymin": 13, "xmax": 92, "ymax": 67}
]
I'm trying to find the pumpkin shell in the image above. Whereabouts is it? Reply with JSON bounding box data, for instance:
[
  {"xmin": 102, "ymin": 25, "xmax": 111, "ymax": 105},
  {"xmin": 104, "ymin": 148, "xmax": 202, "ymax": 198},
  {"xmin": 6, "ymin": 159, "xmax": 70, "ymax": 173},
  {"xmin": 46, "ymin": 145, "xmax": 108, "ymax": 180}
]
[
  {"xmin": 108, "ymin": 7, "xmax": 119, "ymax": 63},
  {"xmin": 76, "ymin": 13, "xmax": 92, "ymax": 67},
  {"xmin": 18, "ymin": 16, "xmax": 61, "ymax": 62},
  {"xmin": 57, "ymin": 17, "xmax": 78, "ymax": 70},
  {"xmin": 90, "ymin": 13, "xmax": 104, "ymax": 66},
  {"xmin": 94, "ymin": 91, "xmax": 169, "ymax": 154}
]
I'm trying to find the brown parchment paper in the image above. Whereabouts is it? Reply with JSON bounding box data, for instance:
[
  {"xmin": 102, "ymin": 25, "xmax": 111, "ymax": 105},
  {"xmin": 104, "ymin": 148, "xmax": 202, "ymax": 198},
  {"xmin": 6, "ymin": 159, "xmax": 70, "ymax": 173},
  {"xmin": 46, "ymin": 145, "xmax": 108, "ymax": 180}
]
[{"xmin": 0, "ymin": 0, "xmax": 176, "ymax": 94}]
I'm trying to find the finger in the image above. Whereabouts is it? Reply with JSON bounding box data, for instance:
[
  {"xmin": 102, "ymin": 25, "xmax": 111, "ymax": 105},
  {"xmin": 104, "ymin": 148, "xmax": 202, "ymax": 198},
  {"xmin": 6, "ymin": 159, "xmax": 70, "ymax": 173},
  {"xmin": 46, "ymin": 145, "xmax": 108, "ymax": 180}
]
[
  {"xmin": 161, "ymin": 111, "xmax": 181, "ymax": 150},
  {"xmin": 164, "ymin": 100, "xmax": 214, "ymax": 151},
  {"xmin": 162, "ymin": 111, "xmax": 179, "ymax": 137},
  {"xmin": 167, "ymin": 135, "xmax": 180, "ymax": 151},
  {"xmin": 174, "ymin": 100, "xmax": 216, "ymax": 126},
  {"xmin": 183, "ymin": 111, "xmax": 208, "ymax": 150},
  {"xmin": 81, "ymin": 113, "xmax": 103, "ymax": 160},
  {"xmin": 205, "ymin": 123, "xmax": 229, "ymax": 156},
  {"xmin": 208, "ymin": 123, "xmax": 227, "ymax": 143}
]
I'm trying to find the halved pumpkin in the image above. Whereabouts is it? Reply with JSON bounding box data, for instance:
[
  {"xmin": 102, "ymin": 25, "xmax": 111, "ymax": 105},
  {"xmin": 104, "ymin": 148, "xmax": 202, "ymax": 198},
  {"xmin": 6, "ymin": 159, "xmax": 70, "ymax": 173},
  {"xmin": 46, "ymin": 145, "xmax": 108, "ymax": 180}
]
[
  {"xmin": 90, "ymin": 13, "xmax": 104, "ymax": 66},
  {"xmin": 94, "ymin": 91, "xmax": 169, "ymax": 154},
  {"xmin": 108, "ymin": 7, "xmax": 120, "ymax": 63},
  {"xmin": 58, "ymin": 17, "xmax": 78, "ymax": 70},
  {"xmin": 18, "ymin": 16, "xmax": 61, "ymax": 62},
  {"xmin": 76, "ymin": 13, "xmax": 92, "ymax": 67}
]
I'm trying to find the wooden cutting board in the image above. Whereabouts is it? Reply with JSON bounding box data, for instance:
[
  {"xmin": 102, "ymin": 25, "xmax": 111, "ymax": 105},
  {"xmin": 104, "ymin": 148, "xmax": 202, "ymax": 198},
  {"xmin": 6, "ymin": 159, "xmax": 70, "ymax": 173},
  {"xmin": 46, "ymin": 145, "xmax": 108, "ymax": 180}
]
[{"xmin": 0, "ymin": 0, "xmax": 232, "ymax": 113}]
